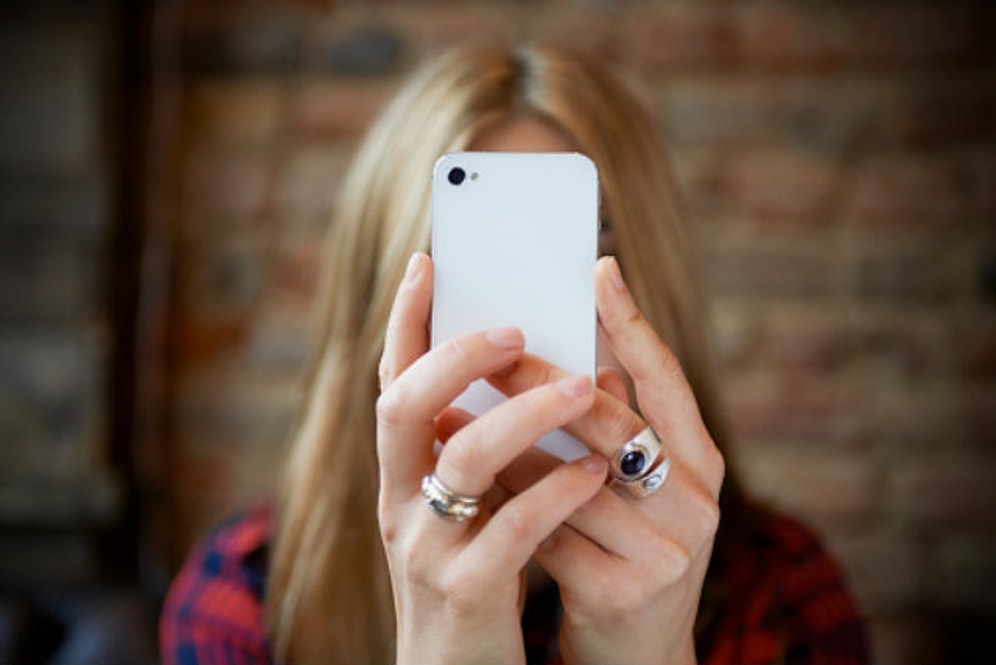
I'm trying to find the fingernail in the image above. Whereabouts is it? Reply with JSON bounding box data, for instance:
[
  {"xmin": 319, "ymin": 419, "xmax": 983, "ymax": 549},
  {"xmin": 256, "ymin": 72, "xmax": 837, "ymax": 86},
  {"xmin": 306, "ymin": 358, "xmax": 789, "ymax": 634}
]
[
  {"xmin": 555, "ymin": 374, "xmax": 593, "ymax": 398},
  {"xmin": 606, "ymin": 256, "xmax": 626, "ymax": 293},
  {"xmin": 580, "ymin": 454, "xmax": 607, "ymax": 475},
  {"xmin": 485, "ymin": 326, "xmax": 524, "ymax": 349},
  {"xmin": 402, "ymin": 252, "xmax": 423, "ymax": 285}
]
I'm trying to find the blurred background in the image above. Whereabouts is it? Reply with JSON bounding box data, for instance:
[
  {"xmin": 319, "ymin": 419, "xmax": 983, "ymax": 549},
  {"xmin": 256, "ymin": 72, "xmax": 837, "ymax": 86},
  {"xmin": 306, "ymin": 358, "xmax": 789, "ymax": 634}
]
[{"xmin": 0, "ymin": 0, "xmax": 993, "ymax": 663}]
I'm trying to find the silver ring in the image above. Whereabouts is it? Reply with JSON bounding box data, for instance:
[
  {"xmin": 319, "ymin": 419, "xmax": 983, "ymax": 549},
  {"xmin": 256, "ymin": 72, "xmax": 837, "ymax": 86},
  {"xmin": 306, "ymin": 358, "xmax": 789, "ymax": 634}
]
[
  {"xmin": 420, "ymin": 472, "xmax": 482, "ymax": 522},
  {"xmin": 610, "ymin": 426, "xmax": 672, "ymax": 499}
]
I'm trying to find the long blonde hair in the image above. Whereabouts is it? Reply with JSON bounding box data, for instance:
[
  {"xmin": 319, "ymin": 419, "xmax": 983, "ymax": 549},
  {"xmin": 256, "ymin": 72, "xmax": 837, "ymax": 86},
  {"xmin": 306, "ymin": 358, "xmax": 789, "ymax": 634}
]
[{"xmin": 266, "ymin": 43, "xmax": 734, "ymax": 664}]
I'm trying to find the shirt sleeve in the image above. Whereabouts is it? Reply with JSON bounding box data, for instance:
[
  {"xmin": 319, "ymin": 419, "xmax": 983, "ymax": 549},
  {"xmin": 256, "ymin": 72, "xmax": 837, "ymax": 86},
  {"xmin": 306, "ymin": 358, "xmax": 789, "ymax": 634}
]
[
  {"xmin": 160, "ymin": 513, "xmax": 272, "ymax": 665},
  {"xmin": 702, "ymin": 511, "xmax": 871, "ymax": 665},
  {"xmin": 773, "ymin": 517, "xmax": 871, "ymax": 665}
]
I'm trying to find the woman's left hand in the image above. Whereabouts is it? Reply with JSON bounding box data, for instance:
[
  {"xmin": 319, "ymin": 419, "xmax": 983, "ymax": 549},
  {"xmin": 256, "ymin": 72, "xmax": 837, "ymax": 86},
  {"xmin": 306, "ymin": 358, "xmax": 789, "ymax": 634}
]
[{"xmin": 489, "ymin": 256, "xmax": 726, "ymax": 665}]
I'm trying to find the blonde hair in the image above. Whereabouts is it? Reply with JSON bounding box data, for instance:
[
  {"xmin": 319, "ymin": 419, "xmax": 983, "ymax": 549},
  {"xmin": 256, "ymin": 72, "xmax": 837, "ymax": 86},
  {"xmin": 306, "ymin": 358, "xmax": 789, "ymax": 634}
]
[{"xmin": 266, "ymin": 43, "xmax": 733, "ymax": 664}]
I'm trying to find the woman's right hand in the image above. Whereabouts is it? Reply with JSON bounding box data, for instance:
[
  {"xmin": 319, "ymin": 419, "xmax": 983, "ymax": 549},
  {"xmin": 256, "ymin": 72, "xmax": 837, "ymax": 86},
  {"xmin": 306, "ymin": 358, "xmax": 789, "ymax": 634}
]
[{"xmin": 375, "ymin": 253, "xmax": 608, "ymax": 665}]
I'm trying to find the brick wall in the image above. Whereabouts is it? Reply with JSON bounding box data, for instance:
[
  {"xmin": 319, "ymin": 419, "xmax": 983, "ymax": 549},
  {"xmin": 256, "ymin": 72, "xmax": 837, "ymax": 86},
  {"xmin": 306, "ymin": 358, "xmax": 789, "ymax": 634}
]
[
  {"xmin": 0, "ymin": 2, "xmax": 121, "ymax": 588},
  {"xmin": 161, "ymin": 2, "xmax": 995, "ymax": 662}
]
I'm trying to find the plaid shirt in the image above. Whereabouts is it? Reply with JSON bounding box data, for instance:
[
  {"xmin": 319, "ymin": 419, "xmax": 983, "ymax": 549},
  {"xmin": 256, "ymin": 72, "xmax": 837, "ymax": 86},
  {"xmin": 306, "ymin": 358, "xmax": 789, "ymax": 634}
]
[{"xmin": 160, "ymin": 505, "xmax": 869, "ymax": 665}]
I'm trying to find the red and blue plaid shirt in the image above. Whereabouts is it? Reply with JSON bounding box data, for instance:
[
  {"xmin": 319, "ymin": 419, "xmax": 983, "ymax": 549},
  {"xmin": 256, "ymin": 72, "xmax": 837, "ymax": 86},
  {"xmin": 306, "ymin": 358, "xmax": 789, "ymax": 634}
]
[{"xmin": 160, "ymin": 504, "xmax": 869, "ymax": 664}]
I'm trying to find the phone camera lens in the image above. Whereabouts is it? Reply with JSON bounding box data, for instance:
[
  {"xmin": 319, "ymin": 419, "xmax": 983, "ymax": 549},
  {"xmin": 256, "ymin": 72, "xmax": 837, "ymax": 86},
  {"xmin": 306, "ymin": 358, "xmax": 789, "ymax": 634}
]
[{"xmin": 448, "ymin": 167, "xmax": 466, "ymax": 186}]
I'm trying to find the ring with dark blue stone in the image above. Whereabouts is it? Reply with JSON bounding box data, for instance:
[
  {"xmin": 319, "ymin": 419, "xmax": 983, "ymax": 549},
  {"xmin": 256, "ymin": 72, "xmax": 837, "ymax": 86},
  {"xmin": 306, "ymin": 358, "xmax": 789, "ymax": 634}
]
[
  {"xmin": 619, "ymin": 449, "xmax": 646, "ymax": 477},
  {"xmin": 610, "ymin": 426, "xmax": 670, "ymax": 498}
]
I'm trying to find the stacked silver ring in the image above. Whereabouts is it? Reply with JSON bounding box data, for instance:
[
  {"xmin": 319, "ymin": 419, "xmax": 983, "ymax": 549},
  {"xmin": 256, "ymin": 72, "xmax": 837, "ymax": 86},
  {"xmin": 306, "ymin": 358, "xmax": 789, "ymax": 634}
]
[
  {"xmin": 421, "ymin": 472, "xmax": 482, "ymax": 522},
  {"xmin": 610, "ymin": 426, "xmax": 672, "ymax": 499}
]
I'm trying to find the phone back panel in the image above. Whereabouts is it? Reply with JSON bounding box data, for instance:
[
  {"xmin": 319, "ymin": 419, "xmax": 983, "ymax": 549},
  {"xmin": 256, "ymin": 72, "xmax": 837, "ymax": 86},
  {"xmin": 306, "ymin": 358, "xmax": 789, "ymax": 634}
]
[{"xmin": 431, "ymin": 152, "xmax": 598, "ymax": 460}]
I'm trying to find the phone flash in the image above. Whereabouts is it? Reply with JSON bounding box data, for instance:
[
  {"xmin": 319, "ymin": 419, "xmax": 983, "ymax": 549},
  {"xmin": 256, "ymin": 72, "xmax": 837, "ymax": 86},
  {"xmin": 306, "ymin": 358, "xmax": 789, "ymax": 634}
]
[{"xmin": 470, "ymin": 172, "xmax": 479, "ymax": 181}]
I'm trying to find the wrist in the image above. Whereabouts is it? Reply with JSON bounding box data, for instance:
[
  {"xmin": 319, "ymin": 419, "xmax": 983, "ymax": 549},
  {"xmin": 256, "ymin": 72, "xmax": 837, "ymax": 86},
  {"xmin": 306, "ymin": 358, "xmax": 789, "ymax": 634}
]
[{"xmin": 395, "ymin": 611, "xmax": 526, "ymax": 665}]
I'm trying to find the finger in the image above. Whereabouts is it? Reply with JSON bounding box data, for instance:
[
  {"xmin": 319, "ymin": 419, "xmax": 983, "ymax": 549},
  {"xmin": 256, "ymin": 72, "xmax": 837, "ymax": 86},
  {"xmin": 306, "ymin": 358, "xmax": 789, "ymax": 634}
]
[
  {"xmin": 634, "ymin": 463, "xmax": 721, "ymax": 561},
  {"xmin": 489, "ymin": 354, "xmax": 644, "ymax": 459},
  {"xmin": 376, "ymin": 327, "xmax": 525, "ymax": 491},
  {"xmin": 379, "ymin": 252, "xmax": 433, "ymax": 391},
  {"xmin": 435, "ymin": 375, "xmax": 595, "ymax": 497},
  {"xmin": 594, "ymin": 256, "xmax": 714, "ymax": 471},
  {"xmin": 482, "ymin": 482, "xmax": 514, "ymax": 517},
  {"xmin": 532, "ymin": 520, "xmax": 689, "ymax": 610},
  {"xmin": 499, "ymin": 429, "xmax": 718, "ymax": 564},
  {"xmin": 597, "ymin": 367, "xmax": 629, "ymax": 404},
  {"xmin": 532, "ymin": 522, "xmax": 622, "ymax": 600},
  {"xmin": 533, "ymin": 482, "xmax": 693, "ymax": 604},
  {"xmin": 469, "ymin": 454, "xmax": 607, "ymax": 578},
  {"xmin": 579, "ymin": 463, "xmax": 718, "ymax": 563},
  {"xmin": 598, "ymin": 322, "xmax": 636, "ymax": 406},
  {"xmin": 435, "ymin": 405, "xmax": 475, "ymax": 444},
  {"xmin": 560, "ymin": 488, "xmax": 673, "ymax": 567},
  {"xmin": 496, "ymin": 444, "xmax": 562, "ymax": 495}
]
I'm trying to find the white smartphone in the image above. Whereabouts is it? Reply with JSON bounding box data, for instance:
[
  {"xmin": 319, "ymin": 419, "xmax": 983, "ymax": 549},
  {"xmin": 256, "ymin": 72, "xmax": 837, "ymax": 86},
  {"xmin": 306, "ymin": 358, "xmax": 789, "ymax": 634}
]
[{"xmin": 430, "ymin": 151, "xmax": 599, "ymax": 461}]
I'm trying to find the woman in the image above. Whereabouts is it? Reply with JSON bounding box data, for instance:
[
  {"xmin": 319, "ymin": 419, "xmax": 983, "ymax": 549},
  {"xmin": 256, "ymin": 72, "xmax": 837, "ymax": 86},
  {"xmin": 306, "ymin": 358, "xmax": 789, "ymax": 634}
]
[{"xmin": 161, "ymin": 44, "xmax": 869, "ymax": 665}]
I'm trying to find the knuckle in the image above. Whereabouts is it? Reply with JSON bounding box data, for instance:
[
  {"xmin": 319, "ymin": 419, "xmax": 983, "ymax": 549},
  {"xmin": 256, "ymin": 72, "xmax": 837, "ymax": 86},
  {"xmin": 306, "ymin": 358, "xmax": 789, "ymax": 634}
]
[
  {"xmin": 495, "ymin": 501, "xmax": 536, "ymax": 544},
  {"xmin": 377, "ymin": 358, "xmax": 393, "ymax": 391},
  {"xmin": 439, "ymin": 439, "xmax": 486, "ymax": 486},
  {"xmin": 443, "ymin": 579, "xmax": 480, "ymax": 614},
  {"xmin": 622, "ymin": 306, "xmax": 643, "ymax": 328},
  {"xmin": 443, "ymin": 335, "xmax": 471, "ymax": 364},
  {"xmin": 696, "ymin": 495, "xmax": 722, "ymax": 538},
  {"xmin": 576, "ymin": 568, "xmax": 633, "ymax": 621},
  {"xmin": 516, "ymin": 385, "xmax": 551, "ymax": 416},
  {"xmin": 592, "ymin": 398, "xmax": 639, "ymax": 447},
  {"xmin": 399, "ymin": 524, "xmax": 448, "ymax": 587},
  {"xmin": 438, "ymin": 564, "xmax": 489, "ymax": 613},
  {"xmin": 599, "ymin": 588, "xmax": 637, "ymax": 623},
  {"xmin": 709, "ymin": 447, "xmax": 727, "ymax": 491},
  {"xmin": 404, "ymin": 551, "xmax": 434, "ymax": 589},
  {"xmin": 652, "ymin": 341, "xmax": 684, "ymax": 378},
  {"xmin": 652, "ymin": 537, "xmax": 692, "ymax": 586},
  {"xmin": 604, "ymin": 571, "xmax": 663, "ymax": 621},
  {"xmin": 540, "ymin": 363, "xmax": 561, "ymax": 386},
  {"xmin": 375, "ymin": 384, "xmax": 409, "ymax": 426},
  {"xmin": 700, "ymin": 443, "xmax": 726, "ymax": 495},
  {"xmin": 378, "ymin": 520, "xmax": 399, "ymax": 547}
]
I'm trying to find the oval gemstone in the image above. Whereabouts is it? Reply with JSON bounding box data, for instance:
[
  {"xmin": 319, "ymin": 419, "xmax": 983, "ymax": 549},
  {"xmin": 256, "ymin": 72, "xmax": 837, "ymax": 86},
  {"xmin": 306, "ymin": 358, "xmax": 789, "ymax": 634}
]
[{"xmin": 620, "ymin": 450, "xmax": 646, "ymax": 476}]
